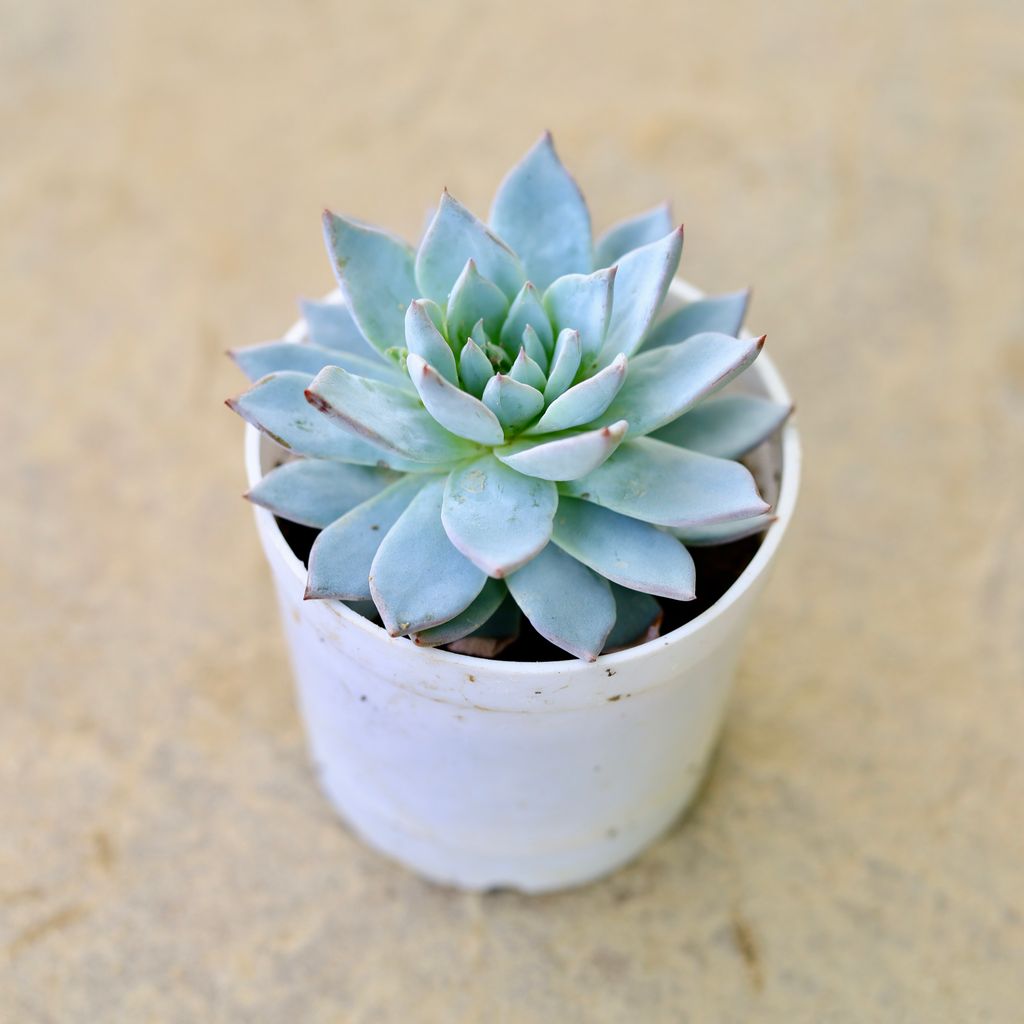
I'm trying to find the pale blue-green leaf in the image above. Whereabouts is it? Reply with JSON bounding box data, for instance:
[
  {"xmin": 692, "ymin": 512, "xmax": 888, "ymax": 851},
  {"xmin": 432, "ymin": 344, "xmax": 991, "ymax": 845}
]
[
  {"xmin": 458, "ymin": 336, "xmax": 495, "ymax": 398},
  {"xmin": 446, "ymin": 595, "xmax": 522, "ymax": 657},
  {"xmin": 519, "ymin": 325, "xmax": 549, "ymax": 371},
  {"xmin": 600, "ymin": 227, "xmax": 684, "ymax": 361},
  {"xmin": 500, "ymin": 282, "xmax": 553, "ymax": 354},
  {"xmin": 226, "ymin": 372, "xmax": 424, "ymax": 469},
  {"xmin": 300, "ymin": 299, "xmax": 372, "ymax": 356},
  {"xmin": 412, "ymin": 579, "xmax": 507, "ymax": 647},
  {"xmin": 561, "ymin": 437, "xmax": 770, "ymax": 527},
  {"xmin": 593, "ymin": 332, "xmax": 765, "ymax": 436},
  {"xmin": 305, "ymin": 476, "xmax": 426, "ymax": 600},
  {"xmin": 642, "ymin": 290, "xmax": 750, "ymax": 351},
  {"xmin": 469, "ymin": 319, "xmax": 491, "ymax": 348},
  {"xmin": 322, "ymin": 211, "xmax": 417, "ymax": 356},
  {"xmin": 369, "ymin": 478, "xmax": 487, "ymax": 635},
  {"xmin": 306, "ymin": 366, "xmax": 480, "ymax": 464},
  {"xmin": 247, "ymin": 459, "xmax": 398, "ymax": 529},
  {"xmin": 442, "ymin": 454, "xmax": 558, "ymax": 577},
  {"xmin": 446, "ymin": 259, "xmax": 509, "ymax": 344},
  {"xmin": 415, "ymin": 191, "xmax": 525, "ymax": 303},
  {"xmin": 528, "ymin": 353, "xmax": 627, "ymax": 435},
  {"xmin": 489, "ymin": 132, "xmax": 592, "ymax": 290},
  {"xmin": 497, "ymin": 420, "xmax": 628, "ymax": 481},
  {"xmin": 544, "ymin": 328, "xmax": 582, "ymax": 401},
  {"xmin": 604, "ymin": 586, "xmax": 663, "ymax": 652},
  {"xmin": 593, "ymin": 203, "xmax": 673, "ymax": 269},
  {"xmin": 672, "ymin": 513, "xmax": 775, "ymax": 547},
  {"xmin": 506, "ymin": 544, "xmax": 614, "ymax": 661},
  {"xmin": 230, "ymin": 341, "xmax": 404, "ymax": 385},
  {"xmin": 406, "ymin": 354, "xmax": 505, "ymax": 446},
  {"xmin": 652, "ymin": 394, "xmax": 792, "ymax": 459},
  {"xmin": 481, "ymin": 374, "xmax": 544, "ymax": 433},
  {"xmin": 543, "ymin": 268, "xmax": 615, "ymax": 364},
  {"xmin": 404, "ymin": 300, "xmax": 458, "ymax": 385},
  {"xmin": 551, "ymin": 497, "xmax": 695, "ymax": 600},
  {"xmin": 508, "ymin": 346, "xmax": 547, "ymax": 391}
]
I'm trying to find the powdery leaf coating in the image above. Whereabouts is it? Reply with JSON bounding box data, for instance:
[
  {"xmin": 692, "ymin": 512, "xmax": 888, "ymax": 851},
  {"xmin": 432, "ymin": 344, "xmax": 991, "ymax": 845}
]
[
  {"xmin": 406, "ymin": 354, "xmax": 505, "ymax": 446},
  {"xmin": 490, "ymin": 133, "xmax": 592, "ymax": 291},
  {"xmin": 641, "ymin": 290, "xmax": 751, "ymax": 351},
  {"xmin": 247, "ymin": 459, "xmax": 398, "ymax": 529},
  {"xmin": 561, "ymin": 437, "xmax": 770, "ymax": 528},
  {"xmin": 497, "ymin": 421, "xmax": 629, "ymax": 481},
  {"xmin": 416, "ymin": 191, "xmax": 525, "ymax": 303},
  {"xmin": 369, "ymin": 478, "xmax": 487, "ymax": 636},
  {"xmin": 652, "ymin": 394, "xmax": 793, "ymax": 460},
  {"xmin": 306, "ymin": 365, "xmax": 480, "ymax": 465},
  {"xmin": 405, "ymin": 300, "xmax": 458, "ymax": 385},
  {"xmin": 306, "ymin": 476, "xmax": 425, "ymax": 600},
  {"xmin": 594, "ymin": 203, "xmax": 674, "ymax": 269},
  {"xmin": 594, "ymin": 332, "xmax": 765, "ymax": 436},
  {"xmin": 442, "ymin": 455, "xmax": 558, "ymax": 578},
  {"xmin": 551, "ymin": 497, "xmax": 696, "ymax": 600},
  {"xmin": 528, "ymin": 354, "xmax": 627, "ymax": 435},
  {"xmin": 506, "ymin": 544, "xmax": 615, "ymax": 661},
  {"xmin": 322, "ymin": 212, "xmax": 418, "ymax": 355}
]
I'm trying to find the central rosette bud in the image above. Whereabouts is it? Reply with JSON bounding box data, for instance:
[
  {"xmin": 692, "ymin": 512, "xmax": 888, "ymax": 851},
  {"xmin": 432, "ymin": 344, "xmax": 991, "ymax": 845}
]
[{"xmin": 401, "ymin": 259, "xmax": 629, "ymax": 445}]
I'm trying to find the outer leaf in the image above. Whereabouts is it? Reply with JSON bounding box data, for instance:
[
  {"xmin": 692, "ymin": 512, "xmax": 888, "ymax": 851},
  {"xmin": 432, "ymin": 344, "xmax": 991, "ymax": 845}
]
[
  {"xmin": 672, "ymin": 513, "xmax": 776, "ymax": 547},
  {"xmin": 247, "ymin": 459, "xmax": 397, "ymax": 529},
  {"xmin": 229, "ymin": 341, "xmax": 403, "ymax": 385},
  {"xmin": 415, "ymin": 191, "xmax": 525, "ymax": 303},
  {"xmin": 226, "ymin": 372, "xmax": 424, "ymax": 469},
  {"xmin": 413, "ymin": 579, "xmax": 507, "ymax": 647},
  {"xmin": 481, "ymin": 375, "xmax": 545, "ymax": 432},
  {"xmin": 306, "ymin": 476, "xmax": 425, "ymax": 600},
  {"xmin": 505, "ymin": 544, "xmax": 615, "ymax": 661},
  {"xmin": 458, "ymin": 336, "xmax": 495, "ymax": 398},
  {"xmin": 561, "ymin": 437, "xmax": 770, "ymax": 527},
  {"xmin": 322, "ymin": 212, "xmax": 417, "ymax": 356},
  {"xmin": 543, "ymin": 268, "xmax": 615, "ymax": 364},
  {"xmin": 497, "ymin": 420, "xmax": 628, "ymax": 481},
  {"xmin": 500, "ymin": 282, "xmax": 553, "ymax": 354},
  {"xmin": 593, "ymin": 332, "xmax": 765, "ymax": 436},
  {"xmin": 405, "ymin": 300, "xmax": 458, "ymax": 384},
  {"xmin": 551, "ymin": 497, "xmax": 695, "ymax": 600},
  {"xmin": 369, "ymin": 478, "xmax": 487, "ymax": 635},
  {"xmin": 652, "ymin": 394, "xmax": 792, "ymax": 459},
  {"xmin": 300, "ymin": 299, "xmax": 373, "ymax": 356},
  {"xmin": 544, "ymin": 328, "xmax": 582, "ymax": 401},
  {"xmin": 642, "ymin": 290, "xmax": 751, "ymax": 351},
  {"xmin": 600, "ymin": 227, "xmax": 684, "ymax": 360},
  {"xmin": 306, "ymin": 366, "xmax": 480, "ymax": 464},
  {"xmin": 594, "ymin": 203, "xmax": 673, "ymax": 269},
  {"xmin": 489, "ymin": 132, "xmax": 592, "ymax": 290},
  {"xmin": 446, "ymin": 259, "xmax": 509, "ymax": 344},
  {"xmin": 603, "ymin": 586, "xmax": 663, "ymax": 652},
  {"xmin": 406, "ymin": 354, "xmax": 505, "ymax": 446},
  {"xmin": 442, "ymin": 455, "xmax": 558, "ymax": 577},
  {"xmin": 446, "ymin": 596, "xmax": 522, "ymax": 657},
  {"xmin": 528, "ymin": 353, "xmax": 627, "ymax": 434},
  {"xmin": 508, "ymin": 346, "xmax": 547, "ymax": 391}
]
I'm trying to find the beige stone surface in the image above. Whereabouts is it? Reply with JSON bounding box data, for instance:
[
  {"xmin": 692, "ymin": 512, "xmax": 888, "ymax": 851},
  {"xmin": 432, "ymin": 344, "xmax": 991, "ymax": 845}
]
[{"xmin": 3, "ymin": 0, "xmax": 1022, "ymax": 1020}]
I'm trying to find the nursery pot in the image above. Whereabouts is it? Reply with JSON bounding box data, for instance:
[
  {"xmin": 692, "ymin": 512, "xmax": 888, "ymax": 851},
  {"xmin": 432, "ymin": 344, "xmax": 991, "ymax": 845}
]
[{"xmin": 244, "ymin": 281, "xmax": 801, "ymax": 893}]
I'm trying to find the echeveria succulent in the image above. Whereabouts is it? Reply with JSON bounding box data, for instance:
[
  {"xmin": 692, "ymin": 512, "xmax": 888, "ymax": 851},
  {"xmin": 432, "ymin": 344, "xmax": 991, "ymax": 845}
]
[{"xmin": 228, "ymin": 133, "xmax": 792, "ymax": 660}]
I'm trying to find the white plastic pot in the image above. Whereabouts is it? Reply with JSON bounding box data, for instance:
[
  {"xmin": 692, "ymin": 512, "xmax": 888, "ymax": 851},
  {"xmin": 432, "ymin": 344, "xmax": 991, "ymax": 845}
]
[{"xmin": 244, "ymin": 281, "xmax": 801, "ymax": 893}]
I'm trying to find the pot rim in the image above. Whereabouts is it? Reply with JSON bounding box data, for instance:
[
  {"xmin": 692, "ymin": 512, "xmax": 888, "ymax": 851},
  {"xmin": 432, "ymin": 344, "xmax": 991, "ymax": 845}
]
[{"xmin": 243, "ymin": 280, "xmax": 801, "ymax": 675}]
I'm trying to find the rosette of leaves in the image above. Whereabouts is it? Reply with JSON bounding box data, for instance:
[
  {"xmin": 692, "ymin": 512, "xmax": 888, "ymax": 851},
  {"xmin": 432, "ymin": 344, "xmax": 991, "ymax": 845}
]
[{"xmin": 227, "ymin": 134, "xmax": 791, "ymax": 660}]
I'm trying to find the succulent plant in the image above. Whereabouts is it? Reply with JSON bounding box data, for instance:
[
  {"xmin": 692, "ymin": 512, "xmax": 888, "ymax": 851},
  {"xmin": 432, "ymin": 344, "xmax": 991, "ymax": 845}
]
[{"xmin": 227, "ymin": 133, "xmax": 792, "ymax": 660}]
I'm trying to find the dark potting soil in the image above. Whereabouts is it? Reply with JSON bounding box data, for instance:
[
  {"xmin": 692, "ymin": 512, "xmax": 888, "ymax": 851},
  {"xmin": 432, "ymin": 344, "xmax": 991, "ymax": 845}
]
[{"xmin": 276, "ymin": 516, "xmax": 763, "ymax": 663}]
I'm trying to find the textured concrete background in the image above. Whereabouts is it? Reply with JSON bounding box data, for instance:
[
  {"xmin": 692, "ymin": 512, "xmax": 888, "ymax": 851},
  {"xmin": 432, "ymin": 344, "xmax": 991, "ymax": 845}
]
[{"xmin": 3, "ymin": 0, "xmax": 1022, "ymax": 1020}]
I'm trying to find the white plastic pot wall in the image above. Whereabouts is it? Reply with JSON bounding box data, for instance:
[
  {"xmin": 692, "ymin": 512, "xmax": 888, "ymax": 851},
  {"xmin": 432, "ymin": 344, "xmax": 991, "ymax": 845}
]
[{"xmin": 244, "ymin": 281, "xmax": 801, "ymax": 893}]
